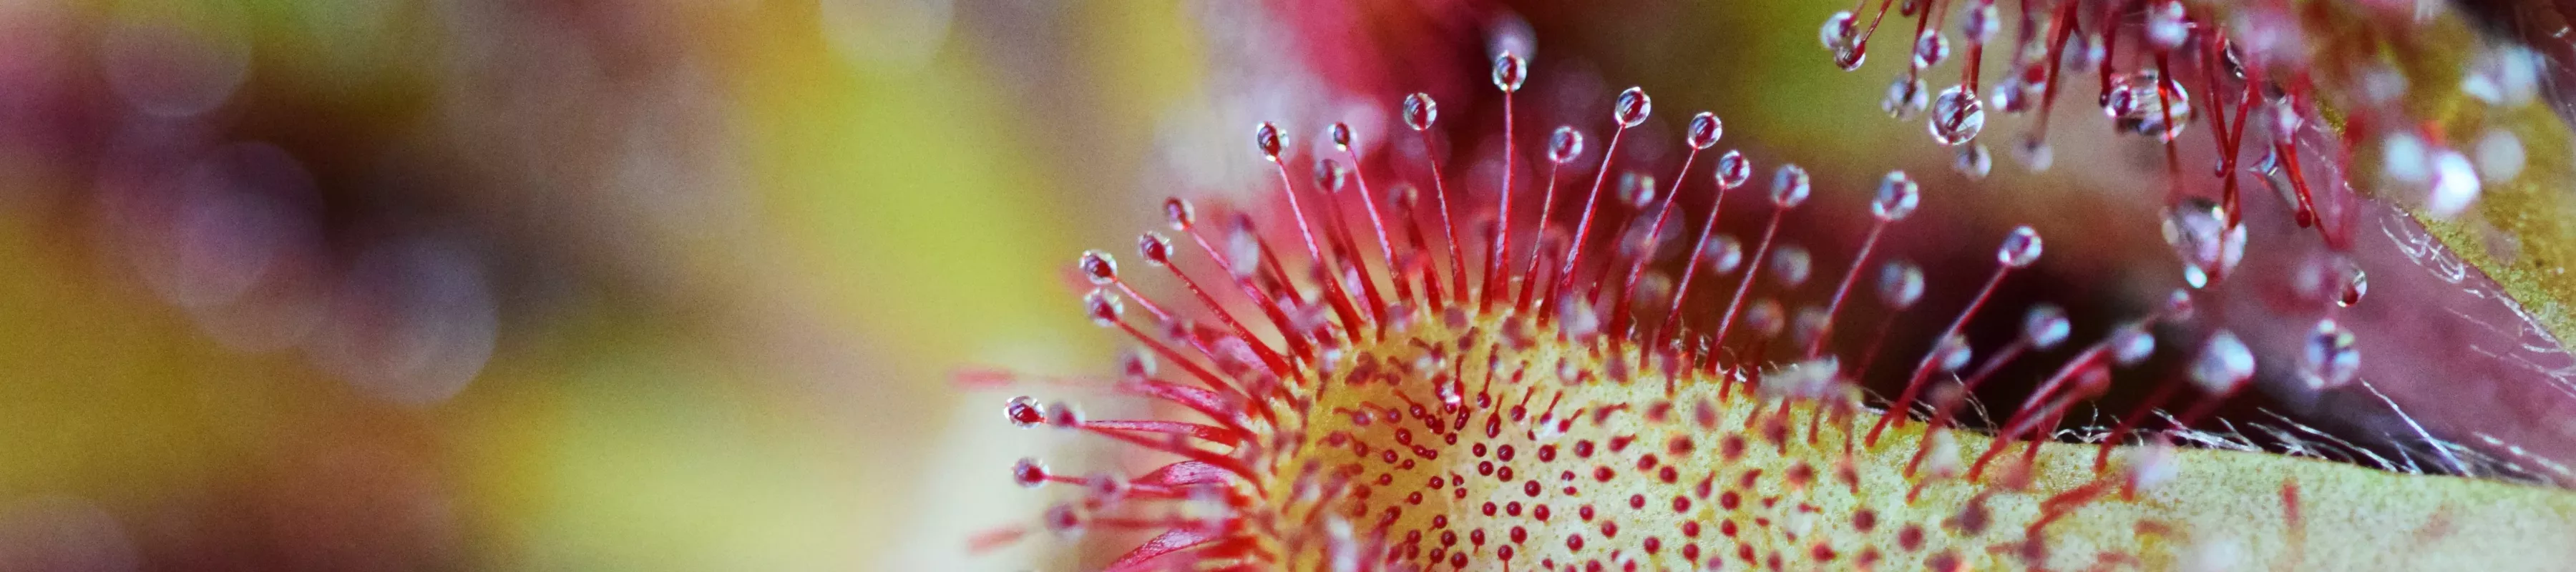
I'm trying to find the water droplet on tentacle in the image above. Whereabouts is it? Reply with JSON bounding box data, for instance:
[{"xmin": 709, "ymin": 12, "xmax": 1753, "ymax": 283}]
[
  {"xmin": 1492, "ymin": 52, "xmax": 1527, "ymax": 92},
  {"xmin": 2190, "ymin": 330, "xmax": 2255, "ymax": 395},
  {"xmin": 2110, "ymin": 322, "xmax": 2158, "ymax": 366},
  {"xmin": 1872, "ymin": 171, "xmax": 1919, "ymax": 221},
  {"xmin": 2426, "ymin": 148, "xmax": 2482, "ymax": 219},
  {"xmin": 1314, "ymin": 159, "xmax": 1349, "ymax": 193},
  {"xmin": 1704, "ymin": 236, "xmax": 1745, "ymax": 275},
  {"xmin": 1619, "ymin": 172, "xmax": 1659, "ymax": 209},
  {"xmin": 1714, "ymin": 151, "xmax": 1752, "ymax": 188},
  {"xmin": 2064, "ymin": 33, "xmax": 2105, "ymax": 70},
  {"xmin": 1929, "ymin": 86, "xmax": 1986, "ymax": 145},
  {"xmin": 1079, "ymin": 250, "xmax": 1118, "ymax": 285},
  {"xmin": 1885, "ymin": 76, "xmax": 1930, "ymax": 119},
  {"xmin": 2145, "ymin": 0, "xmax": 2189, "ymax": 50},
  {"xmin": 1548, "ymin": 127, "xmax": 1585, "ymax": 164},
  {"xmin": 1013, "ymin": 458, "xmax": 1050, "ymax": 488},
  {"xmin": 1254, "ymin": 122, "xmax": 1287, "ymax": 162},
  {"xmin": 2023, "ymin": 305, "xmax": 2071, "ymax": 349},
  {"xmin": 2106, "ymin": 72, "xmax": 2192, "ymax": 141},
  {"xmin": 1614, "ymin": 87, "xmax": 1652, "ymax": 127},
  {"xmin": 1913, "ymin": 32, "xmax": 1951, "ymax": 69},
  {"xmin": 2301, "ymin": 319, "xmax": 2360, "ymax": 390},
  {"xmin": 2160, "ymin": 198, "xmax": 2245, "ymax": 289},
  {"xmin": 1961, "ymin": 2, "xmax": 2000, "ymax": 44},
  {"xmin": 1006, "ymin": 395, "xmax": 1045, "ymax": 428},
  {"xmin": 1404, "ymin": 93, "xmax": 1440, "ymax": 131},
  {"xmin": 1163, "ymin": 197, "xmax": 1195, "ymax": 230},
  {"xmin": 1686, "ymin": 112, "xmax": 1722, "ymax": 149},
  {"xmin": 1954, "ymin": 144, "xmax": 1992, "ymax": 178},
  {"xmin": 1085, "ymin": 290, "xmax": 1125, "ymax": 326},
  {"xmin": 1822, "ymin": 11, "xmax": 1865, "ymax": 70},
  {"xmin": 1137, "ymin": 232, "xmax": 1174, "ymax": 266},
  {"xmin": 1820, "ymin": 11, "xmax": 1858, "ymax": 51},
  {"xmin": 1878, "ymin": 261, "xmax": 1925, "ymax": 308},
  {"xmin": 2336, "ymin": 263, "xmax": 2368, "ymax": 307},
  {"xmin": 1770, "ymin": 164, "xmax": 1812, "ymax": 207},
  {"xmin": 1746, "ymin": 300, "xmax": 1787, "ymax": 340},
  {"xmin": 1931, "ymin": 334, "xmax": 1973, "ymax": 373},
  {"xmin": 1043, "ymin": 504, "xmax": 1085, "ymax": 537},
  {"xmin": 1771, "ymin": 245, "xmax": 1812, "ymax": 287},
  {"xmin": 2013, "ymin": 137, "xmax": 2053, "ymax": 172},
  {"xmin": 1997, "ymin": 226, "xmax": 2043, "ymax": 267}
]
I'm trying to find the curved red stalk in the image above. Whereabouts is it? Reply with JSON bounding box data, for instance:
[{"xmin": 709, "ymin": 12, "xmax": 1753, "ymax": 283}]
[{"xmin": 1541, "ymin": 126, "xmax": 1631, "ymax": 324}]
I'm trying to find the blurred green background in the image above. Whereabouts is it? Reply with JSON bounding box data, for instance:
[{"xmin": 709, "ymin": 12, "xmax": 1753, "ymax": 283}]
[{"xmin": 0, "ymin": 0, "xmax": 1216, "ymax": 569}]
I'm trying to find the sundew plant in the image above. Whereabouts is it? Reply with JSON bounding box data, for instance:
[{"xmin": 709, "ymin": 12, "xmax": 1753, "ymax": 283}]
[{"xmin": 970, "ymin": 1, "xmax": 2576, "ymax": 570}]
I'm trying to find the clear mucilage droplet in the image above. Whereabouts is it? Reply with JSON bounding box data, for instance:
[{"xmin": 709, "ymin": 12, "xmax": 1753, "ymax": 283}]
[
  {"xmin": 1704, "ymin": 235, "xmax": 1745, "ymax": 275},
  {"xmin": 1961, "ymin": 1, "xmax": 1999, "ymax": 44},
  {"xmin": 1043, "ymin": 504, "xmax": 1085, "ymax": 536},
  {"xmin": 2268, "ymin": 95, "xmax": 2302, "ymax": 140},
  {"xmin": 1990, "ymin": 77, "xmax": 2029, "ymax": 114},
  {"xmin": 1079, "ymin": 250, "xmax": 1118, "ymax": 285},
  {"xmin": 2145, "ymin": 0, "xmax": 2188, "ymax": 50},
  {"xmin": 1993, "ymin": 66, "xmax": 2046, "ymax": 114},
  {"xmin": 2301, "ymin": 319, "xmax": 2360, "ymax": 390},
  {"xmin": 1314, "ymin": 159, "xmax": 1349, "ymax": 193},
  {"xmin": 2252, "ymin": 145, "xmax": 2296, "ymax": 206},
  {"xmin": 1403, "ymin": 93, "xmax": 1439, "ymax": 130},
  {"xmin": 1929, "ymin": 86, "xmax": 1986, "ymax": 145},
  {"xmin": 2023, "ymin": 305, "xmax": 2071, "ymax": 349},
  {"xmin": 1618, "ymin": 172, "xmax": 1659, "ymax": 208},
  {"xmin": 1493, "ymin": 52, "xmax": 1527, "ymax": 92},
  {"xmin": 1913, "ymin": 32, "xmax": 1951, "ymax": 69},
  {"xmin": 1013, "ymin": 458, "xmax": 1049, "ymax": 488},
  {"xmin": 1836, "ymin": 46, "xmax": 1868, "ymax": 71},
  {"xmin": 1770, "ymin": 164, "xmax": 1812, "ymax": 207},
  {"xmin": 1163, "ymin": 197, "xmax": 1195, "ymax": 230},
  {"xmin": 1998, "ymin": 226, "xmax": 2042, "ymax": 267},
  {"xmin": 1821, "ymin": 11, "xmax": 1858, "ymax": 51},
  {"xmin": 1878, "ymin": 261, "xmax": 1925, "ymax": 309},
  {"xmin": 1790, "ymin": 307, "xmax": 1832, "ymax": 349},
  {"xmin": 1006, "ymin": 395, "xmax": 1044, "ymax": 428},
  {"xmin": 1714, "ymin": 151, "xmax": 1752, "ymax": 188},
  {"xmin": 1885, "ymin": 76, "xmax": 1930, "ymax": 119},
  {"xmin": 2336, "ymin": 261, "xmax": 2368, "ymax": 307},
  {"xmin": 1954, "ymin": 143, "xmax": 1992, "ymax": 178},
  {"xmin": 1872, "ymin": 171, "xmax": 1920, "ymax": 221},
  {"xmin": 1770, "ymin": 245, "xmax": 1813, "ymax": 287},
  {"xmin": 2426, "ymin": 147, "xmax": 2482, "ymax": 219},
  {"xmin": 2190, "ymin": 330, "xmax": 2255, "ymax": 395},
  {"xmin": 1254, "ymin": 122, "xmax": 1287, "ymax": 162},
  {"xmin": 2105, "ymin": 71, "xmax": 2192, "ymax": 141},
  {"xmin": 2160, "ymin": 197, "xmax": 2245, "ymax": 289},
  {"xmin": 2014, "ymin": 137, "xmax": 2053, "ymax": 172},
  {"xmin": 2065, "ymin": 33, "xmax": 2106, "ymax": 71},
  {"xmin": 1085, "ymin": 289, "xmax": 1124, "ymax": 326},
  {"xmin": 1931, "ymin": 334, "xmax": 1973, "ymax": 372},
  {"xmin": 1548, "ymin": 127, "xmax": 1585, "ymax": 164},
  {"xmin": 1614, "ymin": 87, "xmax": 1652, "ymax": 127},
  {"xmin": 1746, "ymin": 300, "xmax": 1787, "ymax": 340},
  {"xmin": 2110, "ymin": 322, "xmax": 2157, "ymax": 365},
  {"xmin": 1136, "ymin": 232, "xmax": 1174, "ymax": 266},
  {"xmin": 2163, "ymin": 288, "xmax": 2197, "ymax": 321},
  {"xmin": 1822, "ymin": 11, "xmax": 1865, "ymax": 70},
  {"xmin": 1686, "ymin": 112, "xmax": 1723, "ymax": 149}
]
